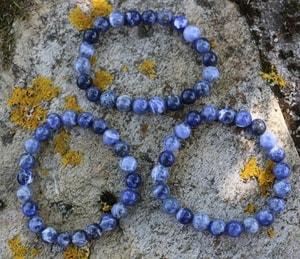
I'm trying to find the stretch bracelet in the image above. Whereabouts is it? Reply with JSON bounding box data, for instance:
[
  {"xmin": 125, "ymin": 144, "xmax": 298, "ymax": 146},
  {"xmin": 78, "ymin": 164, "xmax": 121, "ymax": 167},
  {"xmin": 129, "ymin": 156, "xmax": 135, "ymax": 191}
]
[
  {"xmin": 74, "ymin": 9, "xmax": 220, "ymax": 115},
  {"xmin": 16, "ymin": 110, "xmax": 141, "ymax": 248},
  {"xmin": 151, "ymin": 105, "xmax": 291, "ymax": 237}
]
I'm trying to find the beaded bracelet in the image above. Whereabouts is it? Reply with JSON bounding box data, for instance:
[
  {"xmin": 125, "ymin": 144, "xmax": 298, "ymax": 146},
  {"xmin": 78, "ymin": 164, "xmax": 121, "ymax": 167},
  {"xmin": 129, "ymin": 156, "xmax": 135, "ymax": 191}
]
[
  {"xmin": 151, "ymin": 105, "xmax": 291, "ymax": 237},
  {"xmin": 74, "ymin": 9, "xmax": 220, "ymax": 115},
  {"xmin": 16, "ymin": 110, "xmax": 141, "ymax": 248}
]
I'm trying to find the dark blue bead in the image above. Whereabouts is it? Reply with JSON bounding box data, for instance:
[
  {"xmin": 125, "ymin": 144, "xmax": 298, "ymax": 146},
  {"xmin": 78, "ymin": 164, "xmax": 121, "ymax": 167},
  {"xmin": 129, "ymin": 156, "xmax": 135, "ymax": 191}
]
[
  {"xmin": 114, "ymin": 141, "xmax": 130, "ymax": 157},
  {"xmin": 181, "ymin": 88, "xmax": 196, "ymax": 104},
  {"xmin": 125, "ymin": 10, "xmax": 141, "ymax": 26},
  {"xmin": 268, "ymin": 197, "xmax": 286, "ymax": 213},
  {"xmin": 157, "ymin": 9, "xmax": 173, "ymax": 26},
  {"xmin": 172, "ymin": 15, "xmax": 188, "ymax": 31},
  {"xmin": 22, "ymin": 200, "xmax": 38, "ymax": 217},
  {"xmin": 209, "ymin": 219, "xmax": 226, "ymax": 236},
  {"xmin": 77, "ymin": 112, "xmax": 94, "ymax": 128},
  {"xmin": 202, "ymin": 66, "xmax": 220, "ymax": 83},
  {"xmin": 201, "ymin": 105, "xmax": 219, "ymax": 122},
  {"xmin": 166, "ymin": 95, "xmax": 182, "ymax": 111},
  {"xmin": 34, "ymin": 124, "xmax": 51, "ymax": 141},
  {"xmin": 41, "ymin": 227, "xmax": 57, "ymax": 244},
  {"xmin": 46, "ymin": 113, "xmax": 62, "ymax": 130},
  {"xmin": 235, "ymin": 110, "xmax": 252, "ymax": 128},
  {"xmin": 77, "ymin": 74, "xmax": 93, "ymax": 90},
  {"xmin": 111, "ymin": 203, "xmax": 128, "ymax": 219},
  {"xmin": 218, "ymin": 107, "xmax": 236, "ymax": 125},
  {"xmin": 158, "ymin": 150, "xmax": 176, "ymax": 167},
  {"xmin": 273, "ymin": 162, "xmax": 291, "ymax": 180},
  {"xmin": 273, "ymin": 180, "xmax": 291, "ymax": 198},
  {"xmin": 57, "ymin": 232, "xmax": 71, "ymax": 248},
  {"xmin": 74, "ymin": 57, "xmax": 91, "ymax": 74},
  {"xmin": 19, "ymin": 153, "xmax": 35, "ymax": 170},
  {"xmin": 194, "ymin": 37, "xmax": 211, "ymax": 54},
  {"xmin": 72, "ymin": 230, "xmax": 88, "ymax": 247},
  {"xmin": 86, "ymin": 86, "xmax": 101, "ymax": 102},
  {"xmin": 250, "ymin": 119, "xmax": 266, "ymax": 136},
  {"xmin": 86, "ymin": 223, "xmax": 102, "ymax": 240},
  {"xmin": 202, "ymin": 51, "xmax": 218, "ymax": 66},
  {"xmin": 61, "ymin": 110, "xmax": 78, "ymax": 126},
  {"xmin": 121, "ymin": 189, "xmax": 140, "ymax": 206},
  {"xmin": 125, "ymin": 172, "xmax": 142, "ymax": 189},
  {"xmin": 174, "ymin": 122, "xmax": 191, "ymax": 139},
  {"xmin": 132, "ymin": 98, "xmax": 148, "ymax": 114},
  {"xmin": 268, "ymin": 146, "xmax": 286, "ymax": 162},
  {"xmin": 116, "ymin": 95, "xmax": 132, "ymax": 112},
  {"xmin": 152, "ymin": 182, "xmax": 170, "ymax": 200},
  {"xmin": 92, "ymin": 119, "xmax": 107, "ymax": 135},
  {"xmin": 256, "ymin": 210, "xmax": 274, "ymax": 226},
  {"xmin": 225, "ymin": 220, "xmax": 244, "ymax": 237},
  {"xmin": 176, "ymin": 208, "xmax": 194, "ymax": 224},
  {"xmin": 186, "ymin": 110, "xmax": 202, "ymax": 127},
  {"xmin": 28, "ymin": 216, "xmax": 45, "ymax": 233},
  {"xmin": 100, "ymin": 90, "xmax": 117, "ymax": 109},
  {"xmin": 109, "ymin": 11, "xmax": 125, "ymax": 28},
  {"xmin": 141, "ymin": 9, "xmax": 157, "ymax": 25},
  {"xmin": 162, "ymin": 198, "xmax": 180, "ymax": 214},
  {"xmin": 192, "ymin": 212, "xmax": 210, "ymax": 231},
  {"xmin": 24, "ymin": 138, "xmax": 40, "ymax": 154},
  {"xmin": 103, "ymin": 129, "xmax": 119, "ymax": 146},
  {"xmin": 94, "ymin": 16, "xmax": 110, "ymax": 32},
  {"xmin": 79, "ymin": 42, "xmax": 95, "ymax": 58},
  {"xmin": 17, "ymin": 169, "xmax": 33, "ymax": 185},
  {"xmin": 163, "ymin": 135, "xmax": 180, "ymax": 152},
  {"xmin": 148, "ymin": 96, "xmax": 166, "ymax": 114},
  {"xmin": 83, "ymin": 29, "xmax": 99, "ymax": 44},
  {"xmin": 99, "ymin": 213, "xmax": 117, "ymax": 231},
  {"xmin": 193, "ymin": 80, "xmax": 211, "ymax": 97}
]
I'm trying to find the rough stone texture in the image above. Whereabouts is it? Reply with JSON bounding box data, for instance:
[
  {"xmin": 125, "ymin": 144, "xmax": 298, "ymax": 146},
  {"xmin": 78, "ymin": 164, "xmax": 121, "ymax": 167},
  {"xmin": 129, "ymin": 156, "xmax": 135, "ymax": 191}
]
[{"xmin": 0, "ymin": 0, "xmax": 299, "ymax": 258}]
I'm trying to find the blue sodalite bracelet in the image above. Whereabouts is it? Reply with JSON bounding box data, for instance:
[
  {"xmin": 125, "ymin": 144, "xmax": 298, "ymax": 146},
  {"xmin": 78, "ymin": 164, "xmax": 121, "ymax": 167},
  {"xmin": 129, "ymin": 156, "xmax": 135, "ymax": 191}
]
[
  {"xmin": 151, "ymin": 105, "xmax": 292, "ymax": 237},
  {"xmin": 74, "ymin": 9, "xmax": 220, "ymax": 115},
  {"xmin": 17, "ymin": 110, "xmax": 141, "ymax": 248}
]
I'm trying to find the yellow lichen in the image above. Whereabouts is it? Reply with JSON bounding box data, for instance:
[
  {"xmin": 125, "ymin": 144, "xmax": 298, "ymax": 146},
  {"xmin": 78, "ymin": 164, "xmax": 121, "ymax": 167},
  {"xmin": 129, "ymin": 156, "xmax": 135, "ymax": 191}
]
[
  {"xmin": 63, "ymin": 244, "xmax": 90, "ymax": 259},
  {"xmin": 7, "ymin": 76, "xmax": 61, "ymax": 130},
  {"xmin": 122, "ymin": 65, "xmax": 129, "ymax": 73},
  {"xmin": 8, "ymin": 236, "xmax": 41, "ymax": 259},
  {"xmin": 64, "ymin": 95, "xmax": 84, "ymax": 114},
  {"xmin": 93, "ymin": 69, "xmax": 114, "ymax": 91},
  {"xmin": 244, "ymin": 203, "xmax": 256, "ymax": 213},
  {"xmin": 259, "ymin": 64, "xmax": 287, "ymax": 87},
  {"xmin": 41, "ymin": 169, "xmax": 49, "ymax": 176},
  {"xmin": 138, "ymin": 60, "xmax": 157, "ymax": 79},
  {"xmin": 90, "ymin": 0, "xmax": 113, "ymax": 18},
  {"xmin": 209, "ymin": 38, "xmax": 217, "ymax": 49},
  {"xmin": 101, "ymin": 203, "xmax": 112, "ymax": 212},
  {"xmin": 89, "ymin": 56, "xmax": 97, "ymax": 67},
  {"xmin": 62, "ymin": 150, "xmax": 84, "ymax": 167},
  {"xmin": 267, "ymin": 228, "xmax": 276, "ymax": 238}
]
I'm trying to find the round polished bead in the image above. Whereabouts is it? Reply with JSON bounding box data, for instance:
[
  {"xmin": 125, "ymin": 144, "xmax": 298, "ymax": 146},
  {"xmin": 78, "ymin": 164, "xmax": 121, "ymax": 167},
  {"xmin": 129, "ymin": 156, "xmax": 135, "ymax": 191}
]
[
  {"xmin": 83, "ymin": 29, "xmax": 99, "ymax": 44},
  {"xmin": 116, "ymin": 95, "xmax": 132, "ymax": 112},
  {"xmin": 111, "ymin": 202, "xmax": 128, "ymax": 219},
  {"xmin": 243, "ymin": 216, "xmax": 259, "ymax": 234},
  {"xmin": 166, "ymin": 94, "xmax": 182, "ymax": 111},
  {"xmin": 46, "ymin": 113, "xmax": 62, "ymax": 130},
  {"xmin": 256, "ymin": 210, "xmax": 274, "ymax": 226},
  {"xmin": 194, "ymin": 37, "xmax": 211, "ymax": 54},
  {"xmin": 77, "ymin": 73, "xmax": 93, "ymax": 90},
  {"xmin": 157, "ymin": 9, "xmax": 173, "ymax": 26},
  {"xmin": 41, "ymin": 227, "xmax": 57, "ymax": 244},
  {"xmin": 17, "ymin": 169, "xmax": 33, "ymax": 185},
  {"xmin": 121, "ymin": 189, "xmax": 140, "ymax": 206},
  {"xmin": 172, "ymin": 15, "xmax": 188, "ymax": 31},
  {"xmin": 86, "ymin": 223, "xmax": 102, "ymax": 240},
  {"xmin": 24, "ymin": 138, "xmax": 40, "ymax": 154},
  {"xmin": 192, "ymin": 212, "xmax": 210, "ymax": 231},
  {"xmin": 100, "ymin": 90, "xmax": 117, "ymax": 109},
  {"xmin": 79, "ymin": 42, "xmax": 95, "ymax": 58},
  {"xmin": 268, "ymin": 146, "xmax": 286, "ymax": 162},
  {"xmin": 61, "ymin": 110, "xmax": 78, "ymax": 127},
  {"xmin": 149, "ymin": 97, "xmax": 166, "ymax": 114},
  {"xmin": 151, "ymin": 165, "xmax": 169, "ymax": 182},
  {"xmin": 176, "ymin": 208, "xmax": 194, "ymax": 224},
  {"xmin": 209, "ymin": 219, "xmax": 226, "ymax": 236},
  {"xmin": 163, "ymin": 135, "xmax": 180, "ymax": 152},
  {"xmin": 114, "ymin": 141, "xmax": 130, "ymax": 157},
  {"xmin": 193, "ymin": 80, "xmax": 211, "ymax": 97},
  {"xmin": 181, "ymin": 88, "xmax": 196, "ymax": 104},
  {"xmin": 153, "ymin": 182, "xmax": 170, "ymax": 200},
  {"xmin": 28, "ymin": 216, "xmax": 45, "ymax": 233},
  {"xmin": 94, "ymin": 16, "xmax": 110, "ymax": 32},
  {"xmin": 132, "ymin": 98, "xmax": 148, "ymax": 114},
  {"xmin": 125, "ymin": 10, "xmax": 141, "ymax": 26},
  {"xmin": 201, "ymin": 105, "xmax": 219, "ymax": 122},
  {"xmin": 34, "ymin": 124, "xmax": 51, "ymax": 141},
  {"xmin": 218, "ymin": 107, "xmax": 236, "ymax": 125},
  {"xmin": 22, "ymin": 200, "xmax": 38, "ymax": 217},
  {"xmin": 72, "ymin": 230, "xmax": 88, "ymax": 247},
  {"xmin": 225, "ymin": 220, "xmax": 244, "ymax": 237},
  {"xmin": 162, "ymin": 198, "xmax": 180, "ymax": 215},
  {"xmin": 260, "ymin": 132, "xmax": 277, "ymax": 149},
  {"xmin": 74, "ymin": 57, "xmax": 91, "ymax": 74},
  {"xmin": 103, "ymin": 129, "xmax": 120, "ymax": 146},
  {"xmin": 120, "ymin": 156, "xmax": 137, "ymax": 173},
  {"xmin": 99, "ymin": 213, "xmax": 117, "ymax": 231},
  {"xmin": 17, "ymin": 186, "xmax": 33, "ymax": 202},
  {"xmin": 174, "ymin": 122, "xmax": 191, "ymax": 139},
  {"xmin": 158, "ymin": 151, "xmax": 176, "ymax": 167},
  {"xmin": 273, "ymin": 180, "xmax": 291, "ymax": 198},
  {"xmin": 202, "ymin": 51, "xmax": 218, "ymax": 66},
  {"xmin": 77, "ymin": 112, "xmax": 93, "ymax": 128},
  {"xmin": 19, "ymin": 154, "xmax": 35, "ymax": 170},
  {"xmin": 109, "ymin": 11, "xmax": 125, "ymax": 28},
  {"xmin": 57, "ymin": 232, "xmax": 71, "ymax": 248},
  {"xmin": 186, "ymin": 110, "xmax": 202, "ymax": 127},
  {"xmin": 250, "ymin": 119, "xmax": 266, "ymax": 136},
  {"xmin": 125, "ymin": 172, "xmax": 142, "ymax": 189},
  {"xmin": 235, "ymin": 110, "xmax": 252, "ymax": 128},
  {"xmin": 272, "ymin": 162, "xmax": 291, "ymax": 180},
  {"xmin": 268, "ymin": 197, "xmax": 286, "ymax": 213},
  {"xmin": 183, "ymin": 25, "xmax": 201, "ymax": 43},
  {"xmin": 202, "ymin": 66, "xmax": 220, "ymax": 83},
  {"xmin": 92, "ymin": 119, "xmax": 107, "ymax": 135},
  {"xmin": 141, "ymin": 9, "xmax": 157, "ymax": 25}
]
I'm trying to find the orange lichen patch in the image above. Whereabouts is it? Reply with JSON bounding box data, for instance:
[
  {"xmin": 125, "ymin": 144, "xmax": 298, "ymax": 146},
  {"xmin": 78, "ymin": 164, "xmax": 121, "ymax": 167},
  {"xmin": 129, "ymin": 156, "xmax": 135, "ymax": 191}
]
[
  {"xmin": 8, "ymin": 236, "xmax": 41, "ymax": 259},
  {"xmin": 63, "ymin": 244, "xmax": 90, "ymax": 259},
  {"xmin": 244, "ymin": 203, "xmax": 256, "ymax": 213},
  {"xmin": 64, "ymin": 95, "xmax": 84, "ymax": 114},
  {"xmin": 89, "ymin": 56, "xmax": 97, "ymax": 67},
  {"xmin": 267, "ymin": 228, "xmax": 276, "ymax": 238},
  {"xmin": 138, "ymin": 60, "xmax": 157, "ymax": 79},
  {"xmin": 240, "ymin": 157, "xmax": 276, "ymax": 196},
  {"xmin": 259, "ymin": 64, "xmax": 287, "ymax": 87},
  {"xmin": 90, "ymin": 0, "xmax": 113, "ymax": 18},
  {"xmin": 7, "ymin": 76, "xmax": 61, "ymax": 130},
  {"xmin": 93, "ymin": 69, "xmax": 114, "ymax": 91}
]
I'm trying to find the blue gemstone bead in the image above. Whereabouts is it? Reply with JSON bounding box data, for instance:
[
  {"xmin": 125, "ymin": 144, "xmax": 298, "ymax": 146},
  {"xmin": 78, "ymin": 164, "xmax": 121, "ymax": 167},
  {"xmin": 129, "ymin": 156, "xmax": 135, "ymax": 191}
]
[
  {"xmin": 186, "ymin": 110, "xmax": 202, "ymax": 127},
  {"xmin": 120, "ymin": 156, "xmax": 138, "ymax": 173},
  {"xmin": 22, "ymin": 200, "xmax": 38, "ymax": 217},
  {"xmin": 83, "ymin": 29, "xmax": 99, "ymax": 44},
  {"xmin": 79, "ymin": 42, "xmax": 95, "ymax": 58},
  {"xmin": 158, "ymin": 150, "xmax": 176, "ymax": 167},
  {"xmin": 273, "ymin": 180, "xmax": 291, "ymax": 198},
  {"xmin": 166, "ymin": 94, "xmax": 182, "ymax": 111},
  {"xmin": 172, "ymin": 15, "xmax": 188, "ymax": 31},
  {"xmin": 256, "ymin": 210, "xmax": 274, "ymax": 226},
  {"xmin": 174, "ymin": 122, "xmax": 191, "ymax": 139},
  {"xmin": 86, "ymin": 223, "xmax": 102, "ymax": 240},
  {"xmin": 260, "ymin": 132, "xmax": 277, "ymax": 149},
  {"xmin": 202, "ymin": 51, "xmax": 218, "ymax": 66},
  {"xmin": 24, "ymin": 138, "xmax": 40, "ymax": 154},
  {"xmin": 183, "ymin": 25, "xmax": 201, "ymax": 43},
  {"xmin": 153, "ymin": 182, "xmax": 170, "ymax": 200},
  {"xmin": 268, "ymin": 197, "xmax": 286, "ymax": 213},
  {"xmin": 268, "ymin": 146, "xmax": 286, "ymax": 162},
  {"xmin": 132, "ymin": 98, "xmax": 148, "ymax": 114},
  {"xmin": 99, "ymin": 213, "xmax": 117, "ymax": 231},
  {"xmin": 74, "ymin": 57, "xmax": 91, "ymax": 74},
  {"xmin": 272, "ymin": 162, "xmax": 291, "ymax": 180},
  {"xmin": 176, "ymin": 208, "xmax": 194, "ymax": 224},
  {"xmin": 109, "ymin": 11, "xmax": 125, "ymax": 28},
  {"xmin": 163, "ymin": 135, "xmax": 180, "ymax": 152},
  {"xmin": 225, "ymin": 220, "xmax": 244, "ymax": 237},
  {"xmin": 209, "ymin": 219, "xmax": 226, "ymax": 236},
  {"xmin": 235, "ymin": 110, "xmax": 252, "ymax": 128},
  {"xmin": 103, "ymin": 129, "xmax": 119, "ymax": 146},
  {"xmin": 193, "ymin": 80, "xmax": 211, "ymax": 97},
  {"xmin": 192, "ymin": 212, "xmax": 210, "ymax": 231},
  {"xmin": 243, "ymin": 216, "xmax": 259, "ymax": 234},
  {"xmin": 149, "ymin": 97, "xmax": 166, "ymax": 114},
  {"xmin": 116, "ymin": 95, "xmax": 132, "ymax": 112},
  {"xmin": 57, "ymin": 232, "xmax": 71, "ymax": 248},
  {"xmin": 181, "ymin": 88, "xmax": 196, "ymax": 104},
  {"xmin": 72, "ymin": 230, "xmax": 88, "ymax": 247},
  {"xmin": 94, "ymin": 16, "xmax": 110, "ymax": 32},
  {"xmin": 157, "ymin": 9, "xmax": 173, "ymax": 26},
  {"xmin": 141, "ymin": 9, "xmax": 157, "ymax": 25},
  {"xmin": 121, "ymin": 189, "xmax": 140, "ymax": 206},
  {"xmin": 19, "ymin": 154, "xmax": 35, "ymax": 170},
  {"xmin": 86, "ymin": 86, "xmax": 101, "ymax": 102},
  {"xmin": 17, "ymin": 186, "xmax": 33, "ymax": 202},
  {"xmin": 114, "ymin": 141, "xmax": 130, "ymax": 157},
  {"xmin": 61, "ymin": 110, "xmax": 78, "ymax": 126},
  {"xmin": 77, "ymin": 112, "xmax": 93, "ymax": 128},
  {"xmin": 46, "ymin": 113, "xmax": 62, "ymax": 130},
  {"xmin": 17, "ymin": 169, "xmax": 33, "ymax": 185},
  {"xmin": 250, "ymin": 119, "xmax": 266, "ymax": 136},
  {"xmin": 125, "ymin": 10, "xmax": 141, "ymax": 26},
  {"xmin": 202, "ymin": 66, "xmax": 220, "ymax": 83},
  {"xmin": 100, "ymin": 90, "xmax": 117, "ymax": 109},
  {"xmin": 92, "ymin": 119, "xmax": 107, "ymax": 135},
  {"xmin": 162, "ymin": 198, "xmax": 180, "ymax": 215},
  {"xmin": 41, "ymin": 227, "xmax": 57, "ymax": 244},
  {"xmin": 194, "ymin": 37, "xmax": 211, "ymax": 54},
  {"xmin": 218, "ymin": 107, "xmax": 236, "ymax": 124},
  {"xmin": 151, "ymin": 165, "xmax": 169, "ymax": 182},
  {"xmin": 201, "ymin": 105, "xmax": 219, "ymax": 122},
  {"xmin": 28, "ymin": 216, "xmax": 45, "ymax": 233},
  {"xmin": 34, "ymin": 124, "xmax": 51, "ymax": 141},
  {"xmin": 125, "ymin": 172, "xmax": 142, "ymax": 189},
  {"xmin": 111, "ymin": 202, "xmax": 128, "ymax": 219}
]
